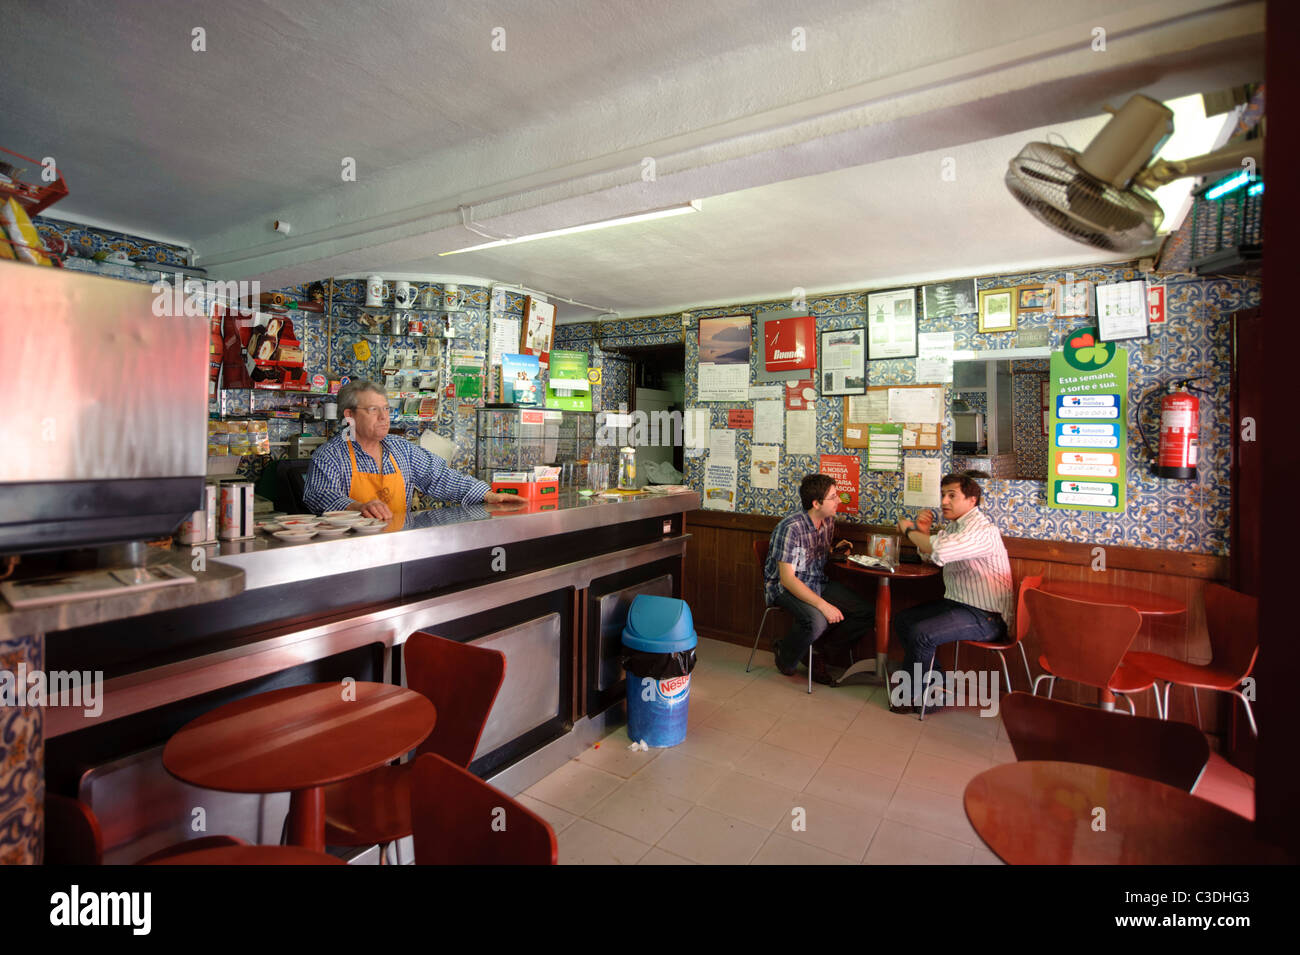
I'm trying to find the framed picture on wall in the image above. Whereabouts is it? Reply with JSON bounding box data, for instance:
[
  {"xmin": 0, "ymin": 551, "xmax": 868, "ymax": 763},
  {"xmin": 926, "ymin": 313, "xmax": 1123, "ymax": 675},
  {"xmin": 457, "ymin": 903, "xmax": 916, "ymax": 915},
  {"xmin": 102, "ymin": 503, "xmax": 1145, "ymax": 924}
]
[
  {"xmin": 866, "ymin": 288, "xmax": 918, "ymax": 360},
  {"xmin": 922, "ymin": 279, "xmax": 978, "ymax": 319},
  {"xmin": 819, "ymin": 327, "xmax": 866, "ymax": 395},
  {"xmin": 1016, "ymin": 284, "xmax": 1057, "ymax": 312},
  {"xmin": 520, "ymin": 296, "xmax": 557, "ymax": 365},
  {"xmin": 1058, "ymin": 280, "xmax": 1095, "ymax": 317},
  {"xmin": 977, "ymin": 287, "xmax": 1018, "ymax": 333}
]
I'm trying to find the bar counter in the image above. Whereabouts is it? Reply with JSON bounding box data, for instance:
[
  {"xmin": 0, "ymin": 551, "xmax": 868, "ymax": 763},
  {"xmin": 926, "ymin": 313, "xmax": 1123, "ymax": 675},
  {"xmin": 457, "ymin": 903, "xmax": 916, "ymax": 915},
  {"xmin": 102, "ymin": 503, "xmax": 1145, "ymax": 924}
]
[{"xmin": 27, "ymin": 488, "xmax": 698, "ymax": 857}]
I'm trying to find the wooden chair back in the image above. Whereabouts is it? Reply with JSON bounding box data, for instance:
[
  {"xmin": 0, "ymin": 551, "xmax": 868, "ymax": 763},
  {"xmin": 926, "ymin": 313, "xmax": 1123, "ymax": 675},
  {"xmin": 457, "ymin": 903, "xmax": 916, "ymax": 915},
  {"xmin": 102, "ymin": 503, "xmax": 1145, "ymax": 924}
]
[
  {"xmin": 1204, "ymin": 582, "xmax": 1259, "ymax": 679},
  {"xmin": 1024, "ymin": 588, "xmax": 1142, "ymax": 691},
  {"xmin": 405, "ymin": 632, "xmax": 507, "ymax": 768}
]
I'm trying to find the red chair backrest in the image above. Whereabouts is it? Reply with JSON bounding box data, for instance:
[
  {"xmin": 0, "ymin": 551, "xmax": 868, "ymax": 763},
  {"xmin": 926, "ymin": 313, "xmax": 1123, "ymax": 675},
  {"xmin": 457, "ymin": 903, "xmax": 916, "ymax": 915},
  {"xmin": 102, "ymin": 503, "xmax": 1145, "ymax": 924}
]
[
  {"xmin": 1024, "ymin": 588, "xmax": 1142, "ymax": 690},
  {"xmin": 405, "ymin": 632, "xmax": 507, "ymax": 767},
  {"xmin": 410, "ymin": 753, "xmax": 557, "ymax": 865},
  {"xmin": 43, "ymin": 794, "xmax": 103, "ymax": 865},
  {"xmin": 1014, "ymin": 574, "xmax": 1043, "ymax": 645},
  {"xmin": 999, "ymin": 692, "xmax": 1210, "ymax": 791},
  {"xmin": 1204, "ymin": 582, "xmax": 1259, "ymax": 679}
]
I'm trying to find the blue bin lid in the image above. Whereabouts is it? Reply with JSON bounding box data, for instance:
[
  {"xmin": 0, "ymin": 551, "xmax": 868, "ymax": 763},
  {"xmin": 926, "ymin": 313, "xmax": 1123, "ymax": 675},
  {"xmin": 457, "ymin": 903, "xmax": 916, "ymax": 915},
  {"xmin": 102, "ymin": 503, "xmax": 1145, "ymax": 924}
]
[{"xmin": 621, "ymin": 595, "xmax": 698, "ymax": 653}]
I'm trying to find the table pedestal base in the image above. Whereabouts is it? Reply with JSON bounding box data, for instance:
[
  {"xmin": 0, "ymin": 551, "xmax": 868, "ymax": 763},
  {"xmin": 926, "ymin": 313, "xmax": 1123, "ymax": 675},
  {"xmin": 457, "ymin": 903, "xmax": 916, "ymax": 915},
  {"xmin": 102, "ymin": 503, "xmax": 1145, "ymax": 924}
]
[
  {"xmin": 835, "ymin": 651, "xmax": 889, "ymax": 687},
  {"xmin": 288, "ymin": 786, "xmax": 325, "ymax": 853}
]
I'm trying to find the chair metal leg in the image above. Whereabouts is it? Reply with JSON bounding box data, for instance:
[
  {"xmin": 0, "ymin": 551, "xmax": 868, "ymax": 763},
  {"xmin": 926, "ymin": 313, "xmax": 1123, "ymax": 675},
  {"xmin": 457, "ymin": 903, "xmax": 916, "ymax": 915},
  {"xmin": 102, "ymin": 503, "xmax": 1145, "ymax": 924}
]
[
  {"xmin": 1032, "ymin": 674, "xmax": 1050, "ymax": 697},
  {"xmin": 1192, "ymin": 688, "xmax": 1203, "ymax": 730},
  {"xmin": 1117, "ymin": 693, "xmax": 1136, "ymax": 716},
  {"xmin": 1046, "ymin": 676, "xmax": 1056, "ymax": 699},
  {"xmin": 1017, "ymin": 644, "xmax": 1033, "ymax": 690},
  {"xmin": 1229, "ymin": 688, "xmax": 1258, "ymax": 736},
  {"xmin": 807, "ymin": 646, "xmax": 813, "ymax": 695},
  {"xmin": 1150, "ymin": 685, "xmax": 1164, "ymax": 720},
  {"xmin": 1162, "ymin": 682, "xmax": 1172, "ymax": 721},
  {"xmin": 994, "ymin": 650, "xmax": 1012, "ymax": 694},
  {"xmin": 918, "ymin": 652, "xmax": 938, "ymax": 721},
  {"xmin": 747, "ymin": 608, "xmax": 773, "ymax": 673}
]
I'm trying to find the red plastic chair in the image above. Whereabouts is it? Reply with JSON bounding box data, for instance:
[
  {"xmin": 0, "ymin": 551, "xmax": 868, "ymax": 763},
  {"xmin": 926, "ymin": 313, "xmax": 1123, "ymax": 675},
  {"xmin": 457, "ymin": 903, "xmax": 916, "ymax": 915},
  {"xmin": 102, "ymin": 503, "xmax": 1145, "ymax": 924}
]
[
  {"xmin": 745, "ymin": 538, "xmax": 812, "ymax": 694},
  {"xmin": 999, "ymin": 692, "xmax": 1210, "ymax": 791},
  {"xmin": 42, "ymin": 794, "xmax": 246, "ymax": 865},
  {"xmin": 1025, "ymin": 589, "xmax": 1161, "ymax": 716},
  {"xmin": 410, "ymin": 753, "xmax": 556, "ymax": 864},
  {"xmin": 952, "ymin": 574, "xmax": 1041, "ymax": 694},
  {"xmin": 1125, "ymin": 582, "xmax": 1259, "ymax": 735},
  {"xmin": 322, "ymin": 632, "xmax": 506, "ymax": 848}
]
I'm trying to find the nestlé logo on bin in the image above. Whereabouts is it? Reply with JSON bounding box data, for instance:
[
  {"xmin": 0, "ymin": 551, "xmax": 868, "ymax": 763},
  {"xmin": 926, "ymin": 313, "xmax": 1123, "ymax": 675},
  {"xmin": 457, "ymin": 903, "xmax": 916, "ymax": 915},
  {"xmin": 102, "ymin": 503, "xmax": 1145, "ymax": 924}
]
[{"xmin": 657, "ymin": 674, "xmax": 690, "ymax": 701}]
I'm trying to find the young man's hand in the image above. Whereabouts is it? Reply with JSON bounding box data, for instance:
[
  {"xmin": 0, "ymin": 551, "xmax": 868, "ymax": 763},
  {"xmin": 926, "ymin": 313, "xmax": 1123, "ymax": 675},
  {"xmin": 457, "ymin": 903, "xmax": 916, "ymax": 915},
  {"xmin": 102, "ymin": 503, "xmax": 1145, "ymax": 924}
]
[
  {"xmin": 915, "ymin": 509, "xmax": 936, "ymax": 534},
  {"xmin": 820, "ymin": 600, "xmax": 844, "ymax": 624},
  {"xmin": 832, "ymin": 539, "xmax": 853, "ymax": 556}
]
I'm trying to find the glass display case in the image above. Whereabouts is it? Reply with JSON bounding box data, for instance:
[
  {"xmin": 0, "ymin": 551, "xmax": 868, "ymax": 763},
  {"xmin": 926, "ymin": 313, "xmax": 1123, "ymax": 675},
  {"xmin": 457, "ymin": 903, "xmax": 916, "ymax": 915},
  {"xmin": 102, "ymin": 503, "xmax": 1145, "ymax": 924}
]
[{"xmin": 475, "ymin": 409, "xmax": 604, "ymax": 480}]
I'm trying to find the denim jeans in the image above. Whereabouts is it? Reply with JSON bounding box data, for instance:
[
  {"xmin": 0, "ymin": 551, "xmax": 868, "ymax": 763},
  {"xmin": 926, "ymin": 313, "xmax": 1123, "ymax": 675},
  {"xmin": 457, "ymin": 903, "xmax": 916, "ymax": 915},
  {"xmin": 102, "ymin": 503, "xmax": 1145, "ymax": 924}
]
[
  {"xmin": 772, "ymin": 579, "xmax": 873, "ymax": 670},
  {"xmin": 892, "ymin": 599, "xmax": 1007, "ymax": 706}
]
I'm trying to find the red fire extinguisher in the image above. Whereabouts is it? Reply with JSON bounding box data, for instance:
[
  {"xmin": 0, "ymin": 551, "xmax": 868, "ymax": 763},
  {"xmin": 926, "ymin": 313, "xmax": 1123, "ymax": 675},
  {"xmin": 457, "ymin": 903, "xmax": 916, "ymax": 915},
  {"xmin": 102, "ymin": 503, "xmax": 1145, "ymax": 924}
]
[{"xmin": 1139, "ymin": 379, "xmax": 1206, "ymax": 479}]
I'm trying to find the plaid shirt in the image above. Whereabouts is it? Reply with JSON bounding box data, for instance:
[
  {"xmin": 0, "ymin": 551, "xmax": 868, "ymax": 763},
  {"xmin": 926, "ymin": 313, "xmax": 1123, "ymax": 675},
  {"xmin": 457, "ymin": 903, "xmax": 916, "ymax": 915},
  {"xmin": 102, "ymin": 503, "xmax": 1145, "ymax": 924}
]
[
  {"xmin": 303, "ymin": 433, "xmax": 490, "ymax": 514},
  {"xmin": 764, "ymin": 509, "xmax": 835, "ymax": 605}
]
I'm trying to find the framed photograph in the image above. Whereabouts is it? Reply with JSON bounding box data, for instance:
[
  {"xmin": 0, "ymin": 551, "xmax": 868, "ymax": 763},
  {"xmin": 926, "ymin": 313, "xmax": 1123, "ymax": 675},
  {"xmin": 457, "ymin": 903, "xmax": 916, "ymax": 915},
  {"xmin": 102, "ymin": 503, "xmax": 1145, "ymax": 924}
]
[
  {"xmin": 1059, "ymin": 280, "xmax": 1094, "ymax": 317},
  {"xmin": 866, "ymin": 288, "xmax": 918, "ymax": 360},
  {"xmin": 520, "ymin": 296, "xmax": 557, "ymax": 364},
  {"xmin": 1016, "ymin": 284, "xmax": 1057, "ymax": 312},
  {"xmin": 819, "ymin": 327, "xmax": 866, "ymax": 396},
  {"xmin": 978, "ymin": 287, "xmax": 1018, "ymax": 333},
  {"xmin": 922, "ymin": 279, "xmax": 977, "ymax": 319}
]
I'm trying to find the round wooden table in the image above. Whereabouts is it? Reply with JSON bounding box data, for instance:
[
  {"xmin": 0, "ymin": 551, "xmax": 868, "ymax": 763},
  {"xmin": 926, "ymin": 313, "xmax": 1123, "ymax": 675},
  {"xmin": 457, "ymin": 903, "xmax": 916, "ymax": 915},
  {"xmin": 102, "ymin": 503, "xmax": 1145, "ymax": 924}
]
[
  {"xmin": 828, "ymin": 560, "xmax": 941, "ymax": 685},
  {"xmin": 144, "ymin": 845, "xmax": 345, "ymax": 865},
  {"xmin": 964, "ymin": 761, "xmax": 1291, "ymax": 865},
  {"xmin": 164, "ymin": 682, "xmax": 436, "ymax": 854},
  {"xmin": 1038, "ymin": 581, "xmax": 1186, "ymax": 615}
]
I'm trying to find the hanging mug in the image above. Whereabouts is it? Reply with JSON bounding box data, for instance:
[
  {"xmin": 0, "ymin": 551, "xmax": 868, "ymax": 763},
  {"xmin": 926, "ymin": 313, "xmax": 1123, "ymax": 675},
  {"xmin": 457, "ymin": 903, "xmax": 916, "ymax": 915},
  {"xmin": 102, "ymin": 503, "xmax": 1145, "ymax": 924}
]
[
  {"xmin": 394, "ymin": 281, "xmax": 417, "ymax": 309},
  {"xmin": 365, "ymin": 275, "xmax": 391, "ymax": 306}
]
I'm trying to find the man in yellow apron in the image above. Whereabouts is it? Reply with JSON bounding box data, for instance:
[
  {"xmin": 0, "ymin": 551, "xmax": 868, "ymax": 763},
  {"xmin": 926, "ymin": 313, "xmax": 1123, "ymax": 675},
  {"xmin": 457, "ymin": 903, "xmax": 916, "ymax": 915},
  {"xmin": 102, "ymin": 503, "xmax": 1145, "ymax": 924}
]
[{"xmin": 304, "ymin": 380, "xmax": 523, "ymax": 529}]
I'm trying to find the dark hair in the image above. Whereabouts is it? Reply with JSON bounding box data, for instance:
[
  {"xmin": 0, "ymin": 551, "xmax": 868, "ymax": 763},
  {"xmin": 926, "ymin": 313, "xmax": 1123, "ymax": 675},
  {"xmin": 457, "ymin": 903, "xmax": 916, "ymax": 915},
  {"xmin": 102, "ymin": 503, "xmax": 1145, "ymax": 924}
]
[
  {"xmin": 940, "ymin": 471, "xmax": 982, "ymax": 505},
  {"xmin": 800, "ymin": 473, "xmax": 836, "ymax": 511}
]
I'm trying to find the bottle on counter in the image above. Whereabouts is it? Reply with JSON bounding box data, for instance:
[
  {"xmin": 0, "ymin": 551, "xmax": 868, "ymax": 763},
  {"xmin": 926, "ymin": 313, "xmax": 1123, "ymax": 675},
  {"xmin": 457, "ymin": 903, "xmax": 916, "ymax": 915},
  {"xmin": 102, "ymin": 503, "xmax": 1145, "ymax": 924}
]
[{"xmin": 618, "ymin": 447, "xmax": 637, "ymax": 490}]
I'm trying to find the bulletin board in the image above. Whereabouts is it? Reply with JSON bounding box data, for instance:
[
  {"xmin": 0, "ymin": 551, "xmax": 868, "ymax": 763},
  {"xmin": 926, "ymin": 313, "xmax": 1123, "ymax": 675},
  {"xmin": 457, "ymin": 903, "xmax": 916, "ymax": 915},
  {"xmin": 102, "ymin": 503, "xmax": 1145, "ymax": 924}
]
[{"xmin": 842, "ymin": 385, "xmax": 944, "ymax": 450}]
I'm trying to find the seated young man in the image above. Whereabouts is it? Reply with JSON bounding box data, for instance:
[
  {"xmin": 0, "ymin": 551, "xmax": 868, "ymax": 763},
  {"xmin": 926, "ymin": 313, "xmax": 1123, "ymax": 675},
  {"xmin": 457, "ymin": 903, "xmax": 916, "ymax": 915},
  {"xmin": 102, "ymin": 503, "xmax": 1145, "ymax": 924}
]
[
  {"xmin": 889, "ymin": 471, "xmax": 1013, "ymax": 713},
  {"xmin": 764, "ymin": 473, "xmax": 874, "ymax": 686}
]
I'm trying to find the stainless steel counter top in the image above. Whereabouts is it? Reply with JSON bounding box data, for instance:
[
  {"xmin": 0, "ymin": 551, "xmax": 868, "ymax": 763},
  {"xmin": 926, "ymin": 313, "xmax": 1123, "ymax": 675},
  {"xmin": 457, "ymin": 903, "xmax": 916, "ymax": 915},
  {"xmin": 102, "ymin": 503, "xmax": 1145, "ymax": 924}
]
[{"xmin": 209, "ymin": 488, "xmax": 699, "ymax": 591}]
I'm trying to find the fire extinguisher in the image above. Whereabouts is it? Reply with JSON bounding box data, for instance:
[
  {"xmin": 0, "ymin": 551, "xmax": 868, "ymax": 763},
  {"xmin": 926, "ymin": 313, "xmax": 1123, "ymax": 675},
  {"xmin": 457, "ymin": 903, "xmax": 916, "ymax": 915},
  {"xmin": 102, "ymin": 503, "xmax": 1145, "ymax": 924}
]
[{"xmin": 1138, "ymin": 378, "xmax": 1209, "ymax": 479}]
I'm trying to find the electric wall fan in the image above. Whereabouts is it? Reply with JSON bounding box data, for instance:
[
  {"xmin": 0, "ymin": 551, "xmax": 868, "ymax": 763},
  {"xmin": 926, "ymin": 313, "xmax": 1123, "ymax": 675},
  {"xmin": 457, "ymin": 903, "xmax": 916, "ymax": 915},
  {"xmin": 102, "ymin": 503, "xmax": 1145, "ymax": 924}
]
[{"xmin": 1006, "ymin": 94, "xmax": 1264, "ymax": 252}]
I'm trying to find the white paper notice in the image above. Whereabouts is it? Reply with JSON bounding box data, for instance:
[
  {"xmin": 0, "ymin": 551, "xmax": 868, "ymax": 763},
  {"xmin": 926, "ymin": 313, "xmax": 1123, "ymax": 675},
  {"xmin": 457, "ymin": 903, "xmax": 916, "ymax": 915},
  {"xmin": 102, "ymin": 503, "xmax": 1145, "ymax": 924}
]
[
  {"xmin": 749, "ymin": 384, "xmax": 782, "ymax": 400},
  {"xmin": 699, "ymin": 362, "xmax": 749, "ymax": 402},
  {"xmin": 753, "ymin": 400, "xmax": 783, "ymax": 445},
  {"xmin": 709, "ymin": 428, "xmax": 736, "ymax": 461},
  {"xmin": 786, "ymin": 410, "xmax": 816, "ymax": 456},
  {"xmin": 848, "ymin": 392, "xmax": 889, "ymax": 424},
  {"xmin": 903, "ymin": 456, "xmax": 942, "ymax": 507},
  {"xmin": 684, "ymin": 408, "xmax": 710, "ymax": 455},
  {"xmin": 915, "ymin": 332, "xmax": 954, "ymax": 383},
  {"xmin": 1096, "ymin": 279, "xmax": 1149, "ymax": 341},
  {"xmin": 750, "ymin": 445, "xmax": 780, "ymax": 489},
  {"xmin": 889, "ymin": 387, "xmax": 943, "ymax": 424},
  {"xmin": 489, "ymin": 315, "xmax": 522, "ymax": 370},
  {"xmin": 703, "ymin": 457, "xmax": 738, "ymax": 511}
]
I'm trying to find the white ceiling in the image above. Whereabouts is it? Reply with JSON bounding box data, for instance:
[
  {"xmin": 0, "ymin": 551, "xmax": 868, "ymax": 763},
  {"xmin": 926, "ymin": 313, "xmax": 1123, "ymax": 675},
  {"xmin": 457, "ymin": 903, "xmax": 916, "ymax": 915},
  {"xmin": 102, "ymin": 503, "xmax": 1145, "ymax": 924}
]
[{"xmin": 0, "ymin": 0, "xmax": 1265, "ymax": 318}]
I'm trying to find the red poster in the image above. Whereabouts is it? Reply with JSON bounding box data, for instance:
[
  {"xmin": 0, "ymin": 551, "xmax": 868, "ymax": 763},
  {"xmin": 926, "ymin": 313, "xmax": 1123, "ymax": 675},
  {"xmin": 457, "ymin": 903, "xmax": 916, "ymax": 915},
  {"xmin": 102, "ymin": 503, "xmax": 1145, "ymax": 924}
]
[
  {"xmin": 784, "ymin": 378, "xmax": 815, "ymax": 409},
  {"xmin": 819, "ymin": 454, "xmax": 860, "ymax": 512},
  {"xmin": 728, "ymin": 409, "xmax": 753, "ymax": 429},
  {"xmin": 764, "ymin": 316, "xmax": 817, "ymax": 372},
  {"xmin": 1147, "ymin": 285, "xmax": 1165, "ymax": 324}
]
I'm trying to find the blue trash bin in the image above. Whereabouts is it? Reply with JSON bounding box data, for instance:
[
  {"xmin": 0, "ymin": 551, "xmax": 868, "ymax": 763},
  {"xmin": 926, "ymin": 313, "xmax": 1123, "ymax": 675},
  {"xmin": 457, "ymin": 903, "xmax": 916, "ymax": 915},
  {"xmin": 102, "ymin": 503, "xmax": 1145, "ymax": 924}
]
[{"xmin": 622, "ymin": 595, "xmax": 698, "ymax": 748}]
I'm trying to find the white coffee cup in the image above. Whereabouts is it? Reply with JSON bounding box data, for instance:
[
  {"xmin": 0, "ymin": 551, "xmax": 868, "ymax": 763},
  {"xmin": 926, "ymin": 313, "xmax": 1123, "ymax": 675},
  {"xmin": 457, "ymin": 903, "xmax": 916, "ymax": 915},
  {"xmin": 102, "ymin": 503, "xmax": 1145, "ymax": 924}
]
[
  {"xmin": 394, "ymin": 281, "xmax": 417, "ymax": 309},
  {"xmin": 365, "ymin": 275, "xmax": 390, "ymax": 306}
]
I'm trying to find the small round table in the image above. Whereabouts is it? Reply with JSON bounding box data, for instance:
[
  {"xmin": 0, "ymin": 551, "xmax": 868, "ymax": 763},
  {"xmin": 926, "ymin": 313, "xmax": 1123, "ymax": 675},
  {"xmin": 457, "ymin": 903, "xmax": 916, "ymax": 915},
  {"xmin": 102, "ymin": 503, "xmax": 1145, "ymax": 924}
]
[
  {"xmin": 964, "ymin": 761, "xmax": 1291, "ymax": 865},
  {"xmin": 144, "ymin": 845, "xmax": 345, "ymax": 865},
  {"xmin": 164, "ymin": 682, "xmax": 436, "ymax": 854},
  {"xmin": 1038, "ymin": 581, "xmax": 1186, "ymax": 616},
  {"xmin": 828, "ymin": 560, "xmax": 941, "ymax": 685}
]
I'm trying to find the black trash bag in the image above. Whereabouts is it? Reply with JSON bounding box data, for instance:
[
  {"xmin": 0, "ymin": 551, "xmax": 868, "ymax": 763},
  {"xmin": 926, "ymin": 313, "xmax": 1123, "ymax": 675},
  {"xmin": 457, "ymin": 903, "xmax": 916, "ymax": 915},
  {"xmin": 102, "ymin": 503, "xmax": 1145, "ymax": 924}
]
[{"xmin": 622, "ymin": 648, "xmax": 697, "ymax": 681}]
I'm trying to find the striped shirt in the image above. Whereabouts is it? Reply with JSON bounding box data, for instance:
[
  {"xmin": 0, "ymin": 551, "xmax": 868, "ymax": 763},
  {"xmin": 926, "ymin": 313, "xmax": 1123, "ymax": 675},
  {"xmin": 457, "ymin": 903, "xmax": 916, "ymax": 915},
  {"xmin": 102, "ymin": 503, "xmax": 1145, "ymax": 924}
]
[
  {"xmin": 922, "ymin": 506, "xmax": 1014, "ymax": 625},
  {"xmin": 765, "ymin": 510, "xmax": 835, "ymax": 605},
  {"xmin": 302, "ymin": 433, "xmax": 491, "ymax": 514}
]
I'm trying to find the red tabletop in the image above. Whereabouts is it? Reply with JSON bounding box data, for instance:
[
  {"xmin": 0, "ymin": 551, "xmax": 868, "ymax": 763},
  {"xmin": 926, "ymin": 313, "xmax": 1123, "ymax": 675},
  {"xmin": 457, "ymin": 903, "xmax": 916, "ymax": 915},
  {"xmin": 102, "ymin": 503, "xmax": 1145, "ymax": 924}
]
[
  {"xmin": 964, "ymin": 761, "xmax": 1290, "ymax": 865},
  {"xmin": 164, "ymin": 682, "xmax": 435, "ymax": 852},
  {"xmin": 1038, "ymin": 581, "xmax": 1186, "ymax": 616},
  {"xmin": 144, "ymin": 845, "xmax": 345, "ymax": 865},
  {"xmin": 830, "ymin": 558, "xmax": 941, "ymax": 581}
]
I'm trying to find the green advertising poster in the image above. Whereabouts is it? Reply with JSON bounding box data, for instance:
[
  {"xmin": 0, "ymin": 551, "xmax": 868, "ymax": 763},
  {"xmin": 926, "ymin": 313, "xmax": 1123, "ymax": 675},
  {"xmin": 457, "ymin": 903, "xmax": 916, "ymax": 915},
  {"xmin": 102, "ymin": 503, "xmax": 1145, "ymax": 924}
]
[
  {"xmin": 544, "ymin": 349, "xmax": 593, "ymax": 412},
  {"xmin": 1048, "ymin": 326, "xmax": 1128, "ymax": 512}
]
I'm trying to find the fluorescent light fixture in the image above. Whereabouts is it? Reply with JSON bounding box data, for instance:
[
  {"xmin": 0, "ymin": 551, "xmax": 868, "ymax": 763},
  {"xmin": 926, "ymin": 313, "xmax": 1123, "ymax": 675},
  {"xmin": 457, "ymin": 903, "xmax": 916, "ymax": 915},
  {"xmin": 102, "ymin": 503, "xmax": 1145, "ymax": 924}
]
[
  {"xmin": 1248, "ymin": 181, "xmax": 1264, "ymax": 197},
  {"xmin": 1204, "ymin": 170, "xmax": 1253, "ymax": 201},
  {"xmin": 439, "ymin": 201, "xmax": 701, "ymax": 256}
]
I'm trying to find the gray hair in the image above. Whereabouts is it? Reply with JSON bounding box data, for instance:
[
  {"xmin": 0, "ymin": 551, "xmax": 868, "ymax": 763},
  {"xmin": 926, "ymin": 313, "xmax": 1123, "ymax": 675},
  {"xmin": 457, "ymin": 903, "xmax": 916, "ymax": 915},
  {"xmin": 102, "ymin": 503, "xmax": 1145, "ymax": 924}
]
[{"xmin": 337, "ymin": 379, "xmax": 387, "ymax": 415}]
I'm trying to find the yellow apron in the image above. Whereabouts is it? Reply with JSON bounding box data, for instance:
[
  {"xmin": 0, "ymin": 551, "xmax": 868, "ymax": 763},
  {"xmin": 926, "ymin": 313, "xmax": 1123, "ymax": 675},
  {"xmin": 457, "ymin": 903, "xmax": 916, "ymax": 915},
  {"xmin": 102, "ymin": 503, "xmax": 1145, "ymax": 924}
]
[{"xmin": 346, "ymin": 440, "xmax": 407, "ymax": 531}]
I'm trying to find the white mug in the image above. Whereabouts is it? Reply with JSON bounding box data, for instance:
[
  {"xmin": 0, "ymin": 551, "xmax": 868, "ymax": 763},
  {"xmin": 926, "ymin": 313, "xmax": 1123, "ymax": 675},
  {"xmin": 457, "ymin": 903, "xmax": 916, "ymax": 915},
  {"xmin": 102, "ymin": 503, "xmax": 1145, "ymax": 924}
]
[
  {"xmin": 365, "ymin": 275, "xmax": 390, "ymax": 306},
  {"xmin": 394, "ymin": 281, "xmax": 417, "ymax": 309}
]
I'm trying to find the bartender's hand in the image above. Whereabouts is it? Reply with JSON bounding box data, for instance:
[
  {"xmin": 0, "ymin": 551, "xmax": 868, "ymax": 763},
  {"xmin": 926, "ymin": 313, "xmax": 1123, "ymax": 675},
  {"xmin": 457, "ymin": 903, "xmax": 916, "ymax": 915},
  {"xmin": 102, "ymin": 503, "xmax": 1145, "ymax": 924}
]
[
  {"xmin": 484, "ymin": 491, "xmax": 527, "ymax": 506},
  {"xmin": 355, "ymin": 499, "xmax": 393, "ymax": 520},
  {"xmin": 915, "ymin": 509, "xmax": 936, "ymax": 534}
]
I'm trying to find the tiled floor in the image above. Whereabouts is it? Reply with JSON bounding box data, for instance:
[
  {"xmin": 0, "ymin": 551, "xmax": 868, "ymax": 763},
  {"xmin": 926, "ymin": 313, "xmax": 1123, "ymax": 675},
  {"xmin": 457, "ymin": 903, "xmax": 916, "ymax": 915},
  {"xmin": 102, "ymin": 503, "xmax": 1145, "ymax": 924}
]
[{"xmin": 522, "ymin": 637, "xmax": 1011, "ymax": 865}]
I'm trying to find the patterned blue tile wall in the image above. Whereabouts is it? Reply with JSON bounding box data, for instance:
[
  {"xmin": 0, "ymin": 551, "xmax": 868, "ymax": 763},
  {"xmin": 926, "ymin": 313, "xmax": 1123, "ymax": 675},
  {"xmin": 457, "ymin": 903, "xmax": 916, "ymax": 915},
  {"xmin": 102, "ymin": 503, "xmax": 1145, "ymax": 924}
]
[{"xmin": 561, "ymin": 264, "xmax": 1258, "ymax": 556}]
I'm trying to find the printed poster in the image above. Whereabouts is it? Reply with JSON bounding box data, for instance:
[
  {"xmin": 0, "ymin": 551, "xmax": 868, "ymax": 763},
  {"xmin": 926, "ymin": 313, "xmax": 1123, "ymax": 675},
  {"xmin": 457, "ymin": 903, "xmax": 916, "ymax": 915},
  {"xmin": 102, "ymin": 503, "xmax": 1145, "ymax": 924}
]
[
  {"xmin": 698, "ymin": 314, "xmax": 752, "ymax": 401},
  {"xmin": 703, "ymin": 457, "xmax": 738, "ymax": 511},
  {"xmin": 818, "ymin": 454, "xmax": 860, "ymax": 512},
  {"xmin": 1048, "ymin": 326, "xmax": 1128, "ymax": 512}
]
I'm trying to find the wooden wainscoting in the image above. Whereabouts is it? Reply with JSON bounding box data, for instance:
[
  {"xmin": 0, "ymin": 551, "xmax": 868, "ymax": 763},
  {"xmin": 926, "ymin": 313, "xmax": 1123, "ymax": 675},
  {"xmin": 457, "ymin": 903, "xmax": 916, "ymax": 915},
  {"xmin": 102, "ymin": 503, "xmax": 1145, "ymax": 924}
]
[{"xmin": 684, "ymin": 510, "xmax": 1232, "ymax": 732}]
